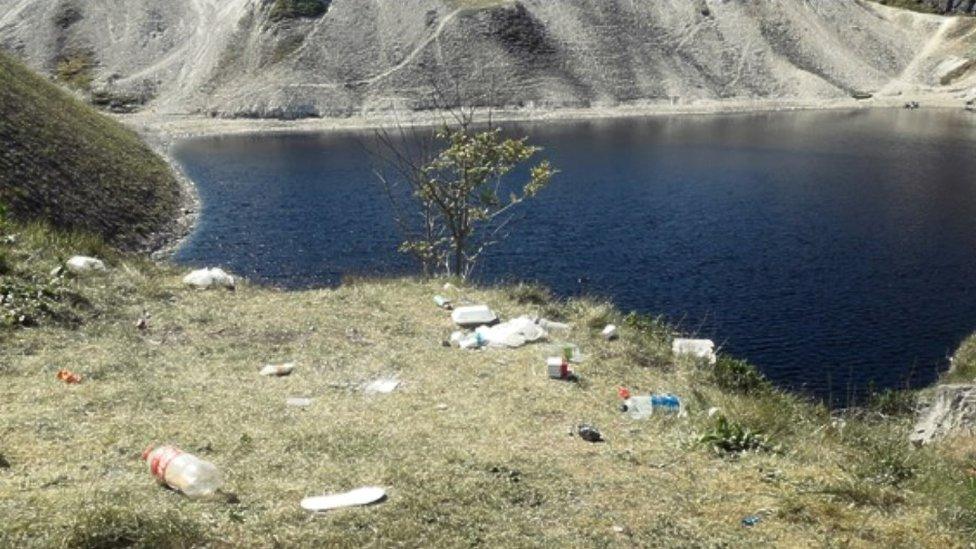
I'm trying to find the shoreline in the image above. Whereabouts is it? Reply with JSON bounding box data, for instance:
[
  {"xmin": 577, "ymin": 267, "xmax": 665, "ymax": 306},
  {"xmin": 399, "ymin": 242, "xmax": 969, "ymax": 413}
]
[
  {"xmin": 126, "ymin": 91, "xmax": 970, "ymax": 141},
  {"xmin": 130, "ymin": 91, "xmax": 972, "ymax": 256}
]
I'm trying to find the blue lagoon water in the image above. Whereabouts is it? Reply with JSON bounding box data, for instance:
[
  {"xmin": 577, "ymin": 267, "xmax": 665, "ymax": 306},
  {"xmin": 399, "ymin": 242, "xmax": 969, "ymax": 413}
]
[{"xmin": 173, "ymin": 109, "xmax": 976, "ymax": 401}]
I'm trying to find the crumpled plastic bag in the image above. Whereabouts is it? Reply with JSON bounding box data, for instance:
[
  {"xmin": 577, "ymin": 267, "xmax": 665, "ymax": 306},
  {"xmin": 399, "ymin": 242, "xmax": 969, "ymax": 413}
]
[
  {"xmin": 183, "ymin": 268, "xmax": 236, "ymax": 290},
  {"xmin": 474, "ymin": 316, "xmax": 549, "ymax": 348}
]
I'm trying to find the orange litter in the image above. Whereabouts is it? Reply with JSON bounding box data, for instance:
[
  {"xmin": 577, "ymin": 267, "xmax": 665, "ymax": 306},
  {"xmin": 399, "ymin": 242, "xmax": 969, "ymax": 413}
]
[{"xmin": 56, "ymin": 369, "xmax": 82, "ymax": 384}]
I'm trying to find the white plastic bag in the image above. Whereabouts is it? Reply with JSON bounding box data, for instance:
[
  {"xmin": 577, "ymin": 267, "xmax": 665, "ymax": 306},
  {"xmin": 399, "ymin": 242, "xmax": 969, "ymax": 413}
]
[
  {"xmin": 672, "ymin": 338, "xmax": 717, "ymax": 364},
  {"xmin": 183, "ymin": 268, "xmax": 235, "ymax": 290},
  {"xmin": 476, "ymin": 316, "xmax": 548, "ymax": 348}
]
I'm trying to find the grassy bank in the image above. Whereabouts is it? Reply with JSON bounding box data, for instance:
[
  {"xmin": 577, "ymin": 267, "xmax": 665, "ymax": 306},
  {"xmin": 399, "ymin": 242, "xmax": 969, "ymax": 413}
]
[
  {"xmin": 0, "ymin": 51, "xmax": 180, "ymax": 251},
  {"xmin": 1, "ymin": 220, "xmax": 974, "ymax": 547}
]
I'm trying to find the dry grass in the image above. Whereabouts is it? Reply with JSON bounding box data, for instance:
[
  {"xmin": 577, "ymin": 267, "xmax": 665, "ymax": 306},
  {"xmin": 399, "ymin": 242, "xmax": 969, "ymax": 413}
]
[{"xmin": 1, "ymin": 224, "xmax": 974, "ymax": 547}]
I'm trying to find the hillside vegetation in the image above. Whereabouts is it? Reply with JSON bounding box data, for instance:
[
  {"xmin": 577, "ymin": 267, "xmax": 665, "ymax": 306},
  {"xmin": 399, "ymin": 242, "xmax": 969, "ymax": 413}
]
[{"xmin": 0, "ymin": 51, "xmax": 180, "ymax": 250}]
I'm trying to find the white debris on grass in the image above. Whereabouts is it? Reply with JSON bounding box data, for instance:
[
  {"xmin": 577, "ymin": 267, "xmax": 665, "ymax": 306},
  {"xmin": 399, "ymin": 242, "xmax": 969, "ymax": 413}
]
[
  {"xmin": 475, "ymin": 316, "xmax": 548, "ymax": 348},
  {"xmin": 286, "ymin": 397, "xmax": 313, "ymax": 407},
  {"xmin": 601, "ymin": 324, "xmax": 618, "ymax": 341},
  {"xmin": 65, "ymin": 256, "xmax": 107, "ymax": 275},
  {"xmin": 451, "ymin": 305, "xmax": 498, "ymax": 328},
  {"xmin": 183, "ymin": 268, "xmax": 235, "ymax": 290},
  {"xmin": 301, "ymin": 486, "xmax": 387, "ymax": 512},
  {"xmin": 260, "ymin": 363, "xmax": 295, "ymax": 377},
  {"xmin": 364, "ymin": 376, "xmax": 400, "ymax": 395},
  {"xmin": 672, "ymin": 338, "xmax": 717, "ymax": 365},
  {"xmin": 537, "ymin": 318, "xmax": 571, "ymax": 332}
]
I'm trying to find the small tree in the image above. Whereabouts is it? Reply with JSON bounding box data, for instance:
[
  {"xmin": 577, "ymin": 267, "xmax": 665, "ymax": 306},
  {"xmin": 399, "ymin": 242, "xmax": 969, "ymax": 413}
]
[{"xmin": 374, "ymin": 119, "xmax": 555, "ymax": 279}]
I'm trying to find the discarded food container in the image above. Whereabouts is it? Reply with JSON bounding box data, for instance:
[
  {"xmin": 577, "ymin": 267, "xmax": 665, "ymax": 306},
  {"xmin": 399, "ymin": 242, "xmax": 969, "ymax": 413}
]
[
  {"xmin": 672, "ymin": 338, "xmax": 717, "ymax": 364},
  {"xmin": 601, "ymin": 324, "xmax": 618, "ymax": 341},
  {"xmin": 301, "ymin": 486, "xmax": 387, "ymax": 512},
  {"xmin": 65, "ymin": 256, "xmax": 106, "ymax": 275},
  {"xmin": 260, "ymin": 363, "xmax": 295, "ymax": 377},
  {"xmin": 451, "ymin": 305, "xmax": 498, "ymax": 328},
  {"xmin": 433, "ymin": 295, "xmax": 453, "ymax": 310},
  {"xmin": 142, "ymin": 445, "xmax": 222, "ymax": 498},
  {"xmin": 183, "ymin": 268, "xmax": 235, "ymax": 290},
  {"xmin": 547, "ymin": 356, "xmax": 570, "ymax": 379}
]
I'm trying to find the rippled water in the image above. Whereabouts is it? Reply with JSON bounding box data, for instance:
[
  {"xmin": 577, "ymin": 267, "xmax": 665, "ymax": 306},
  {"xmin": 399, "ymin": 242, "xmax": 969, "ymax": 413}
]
[{"xmin": 174, "ymin": 109, "xmax": 976, "ymax": 402}]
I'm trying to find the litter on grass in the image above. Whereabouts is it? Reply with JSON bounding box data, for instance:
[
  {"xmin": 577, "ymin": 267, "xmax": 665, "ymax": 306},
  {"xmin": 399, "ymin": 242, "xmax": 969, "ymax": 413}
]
[
  {"xmin": 56, "ymin": 369, "xmax": 82, "ymax": 384},
  {"xmin": 452, "ymin": 316, "xmax": 554, "ymax": 349},
  {"xmin": 65, "ymin": 256, "xmax": 106, "ymax": 275},
  {"xmin": 672, "ymin": 338, "xmax": 717, "ymax": 364},
  {"xmin": 601, "ymin": 324, "xmax": 619, "ymax": 340},
  {"xmin": 364, "ymin": 376, "xmax": 400, "ymax": 395},
  {"xmin": 546, "ymin": 343, "xmax": 583, "ymax": 363},
  {"xmin": 433, "ymin": 295, "xmax": 453, "ymax": 310},
  {"xmin": 741, "ymin": 515, "xmax": 761, "ymax": 527},
  {"xmin": 143, "ymin": 445, "xmax": 222, "ymax": 498},
  {"xmin": 286, "ymin": 397, "xmax": 313, "ymax": 407},
  {"xmin": 537, "ymin": 318, "xmax": 571, "ymax": 332},
  {"xmin": 547, "ymin": 356, "xmax": 578, "ymax": 381},
  {"xmin": 301, "ymin": 486, "xmax": 387, "ymax": 512},
  {"xmin": 578, "ymin": 424, "xmax": 604, "ymax": 443},
  {"xmin": 451, "ymin": 305, "xmax": 498, "ymax": 328},
  {"xmin": 260, "ymin": 363, "xmax": 295, "ymax": 377},
  {"xmin": 476, "ymin": 316, "xmax": 548, "ymax": 348},
  {"xmin": 183, "ymin": 268, "xmax": 236, "ymax": 290},
  {"xmin": 619, "ymin": 393, "xmax": 683, "ymax": 419}
]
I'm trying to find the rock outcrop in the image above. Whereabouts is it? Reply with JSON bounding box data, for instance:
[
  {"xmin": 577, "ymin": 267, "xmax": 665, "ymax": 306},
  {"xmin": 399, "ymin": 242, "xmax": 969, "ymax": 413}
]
[
  {"xmin": 927, "ymin": 0, "xmax": 976, "ymax": 13},
  {"xmin": 910, "ymin": 384, "xmax": 976, "ymax": 446},
  {"xmin": 1, "ymin": 0, "xmax": 975, "ymax": 119}
]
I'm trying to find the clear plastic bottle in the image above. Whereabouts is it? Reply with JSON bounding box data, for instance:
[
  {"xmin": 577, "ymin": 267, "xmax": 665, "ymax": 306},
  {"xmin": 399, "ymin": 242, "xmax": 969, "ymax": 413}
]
[
  {"xmin": 142, "ymin": 445, "xmax": 223, "ymax": 498},
  {"xmin": 621, "ymin": 394, "xmax": 682, "ymax": 419}
]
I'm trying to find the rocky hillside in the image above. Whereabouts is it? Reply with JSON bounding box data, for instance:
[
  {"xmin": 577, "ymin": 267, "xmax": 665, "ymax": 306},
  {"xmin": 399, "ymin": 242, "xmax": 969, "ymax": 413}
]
[
  {"xmin": 1, "ymin": 0, "xmax": 975, "ymax": 119},
  {"xmin": 0, "ymin": 51, "xmax": 180, "ymax": 250}
]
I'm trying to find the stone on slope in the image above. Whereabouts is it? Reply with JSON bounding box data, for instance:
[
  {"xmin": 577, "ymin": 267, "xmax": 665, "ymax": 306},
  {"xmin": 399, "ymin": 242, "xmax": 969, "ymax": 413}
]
[{"xmin": 910, "ymin": 384, "xmax": 976, "ymax": 446}]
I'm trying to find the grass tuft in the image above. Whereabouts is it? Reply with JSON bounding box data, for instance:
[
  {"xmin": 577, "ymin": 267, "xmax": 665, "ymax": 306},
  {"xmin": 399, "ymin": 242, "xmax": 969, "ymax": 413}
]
[{"xmin": 65, "ymin": 504, "xmax": 208, "ymax": 549}]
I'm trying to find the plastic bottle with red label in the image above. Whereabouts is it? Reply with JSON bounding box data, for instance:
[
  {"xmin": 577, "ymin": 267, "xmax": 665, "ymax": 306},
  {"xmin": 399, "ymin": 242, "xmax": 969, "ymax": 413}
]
[{"xmin": 142, "ymin": 445, "xmax": 223, "ymax": 498}]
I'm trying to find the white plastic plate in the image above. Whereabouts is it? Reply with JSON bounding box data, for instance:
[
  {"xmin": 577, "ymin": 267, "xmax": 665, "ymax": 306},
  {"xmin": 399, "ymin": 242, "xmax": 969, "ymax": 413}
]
[{"xmin": 301, "ymin": 486, "xmax": 387, "ymax": 512}]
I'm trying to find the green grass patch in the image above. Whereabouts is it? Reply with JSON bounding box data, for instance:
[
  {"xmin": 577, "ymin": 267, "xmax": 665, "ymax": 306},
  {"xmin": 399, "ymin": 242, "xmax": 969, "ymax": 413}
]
[{"xmin": 0, "ymin": 51, "xmax": 180, "ymax": 250}]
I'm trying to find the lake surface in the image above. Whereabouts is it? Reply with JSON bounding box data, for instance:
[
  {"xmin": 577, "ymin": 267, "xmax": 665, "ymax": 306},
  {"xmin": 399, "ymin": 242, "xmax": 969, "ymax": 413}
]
[{"xmin": 173, "ymin": 109, "xmax": 976, "ymax": 403}]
